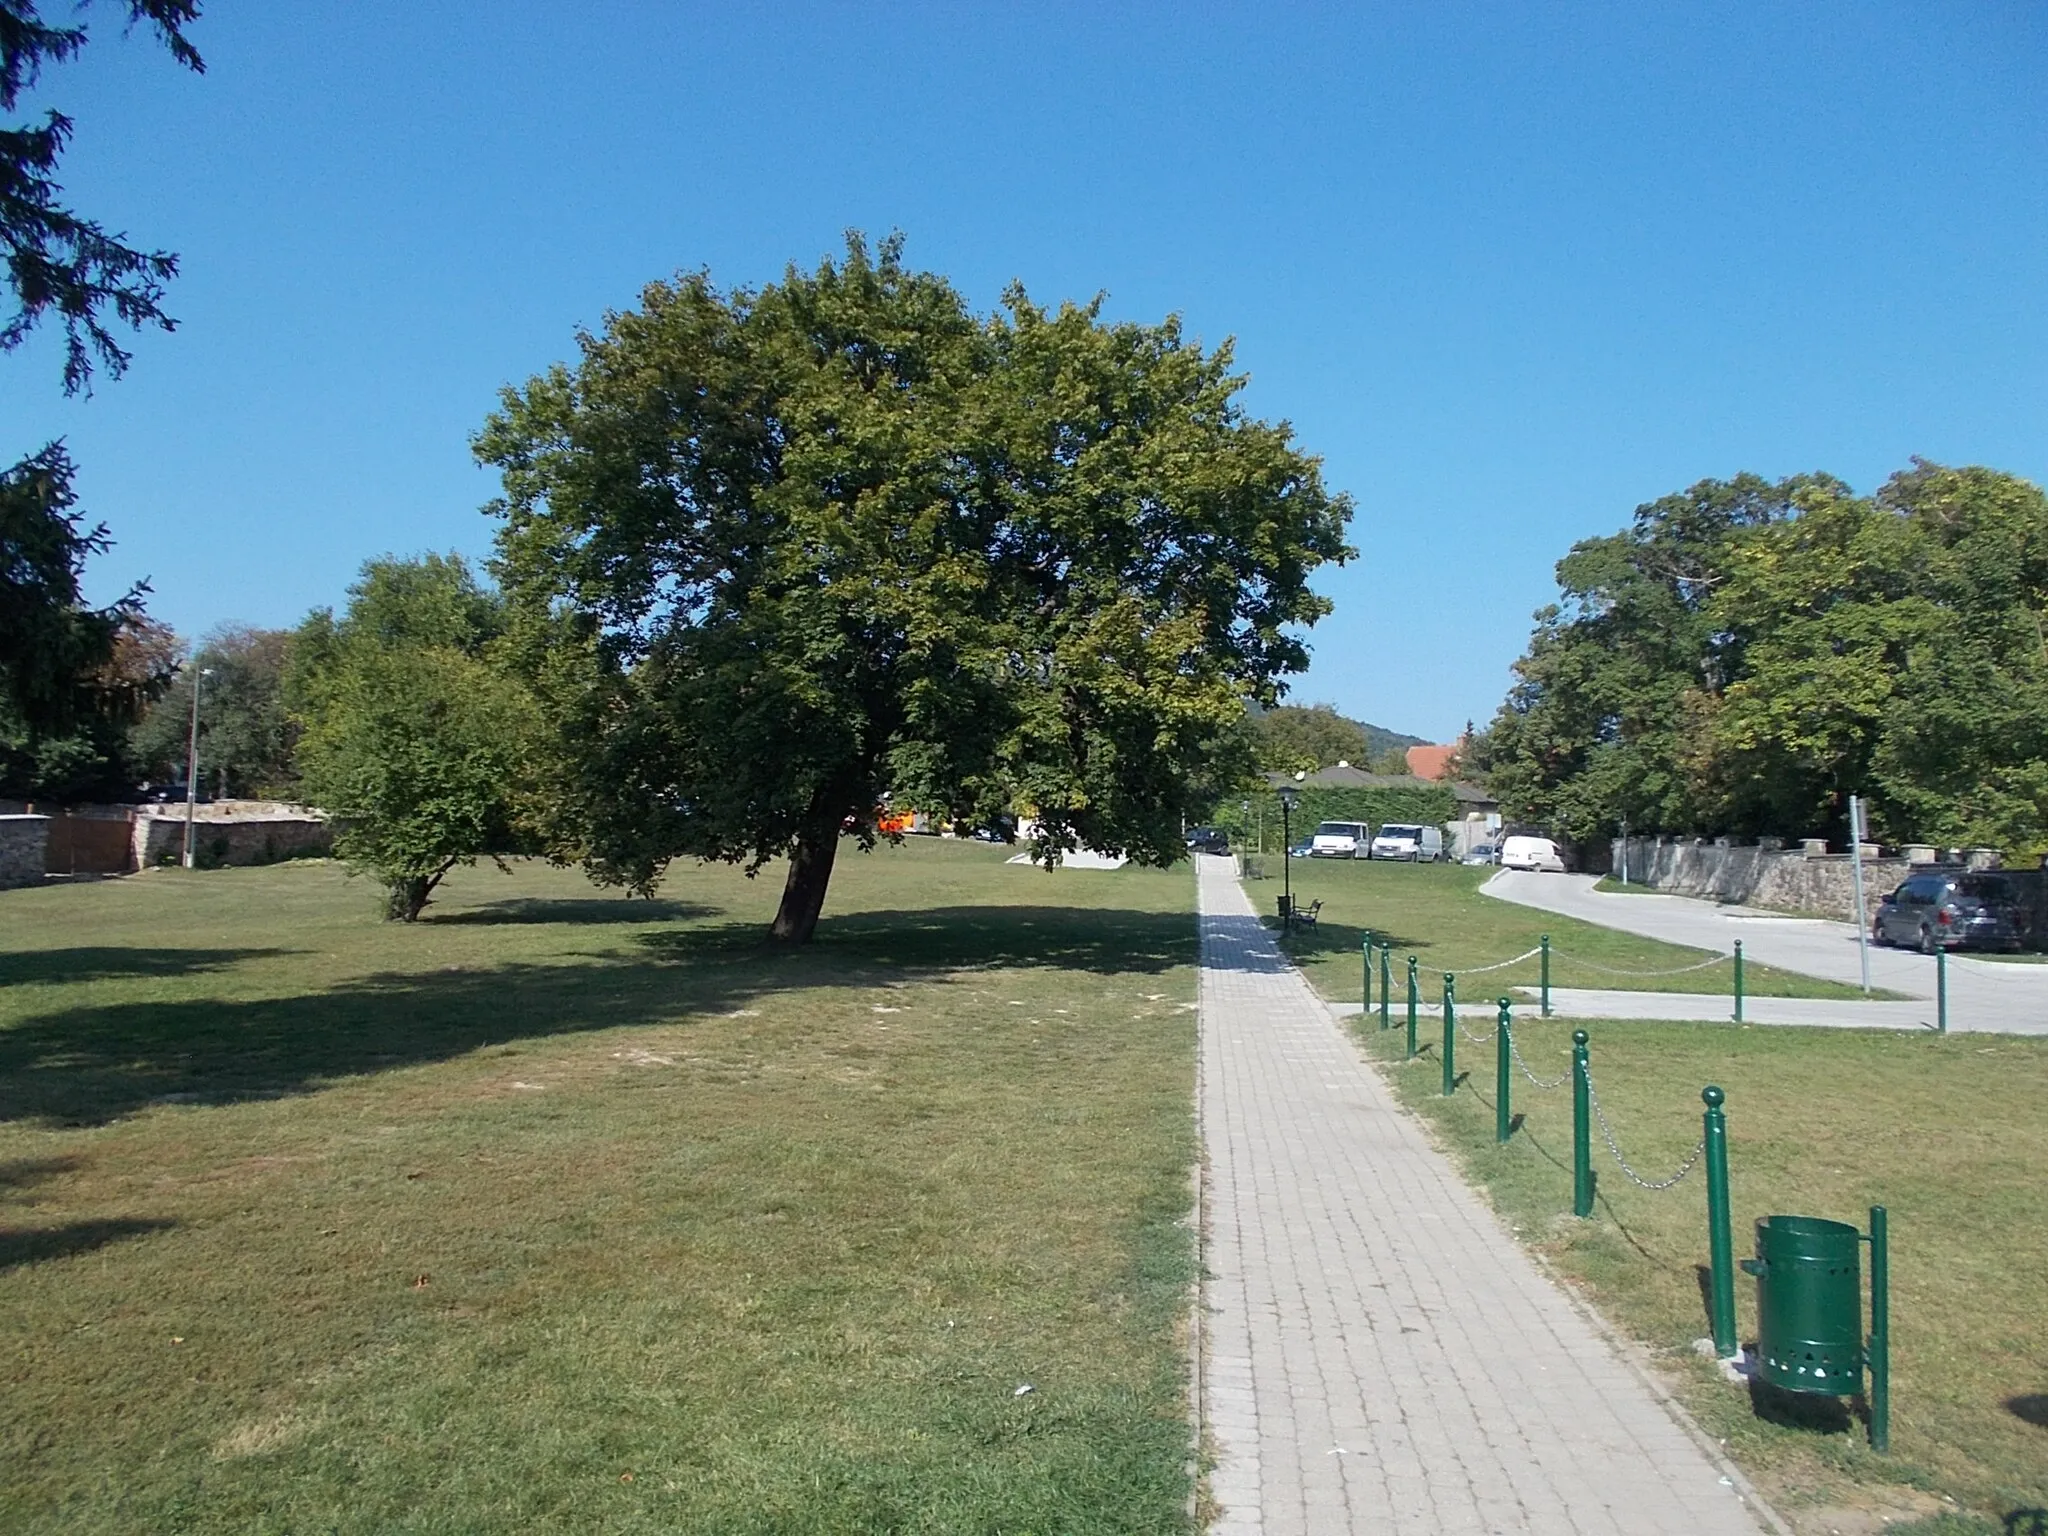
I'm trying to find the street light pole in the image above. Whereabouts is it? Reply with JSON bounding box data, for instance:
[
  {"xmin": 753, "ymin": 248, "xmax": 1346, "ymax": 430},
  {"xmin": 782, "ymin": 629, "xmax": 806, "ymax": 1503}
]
[
  {"xmin": 182, "ymin": 666, "xmax": 215, "ymax": 870},
  {"xmin": 1277, "ymin": 784, "xmax": 1299, "ymax": 931}
]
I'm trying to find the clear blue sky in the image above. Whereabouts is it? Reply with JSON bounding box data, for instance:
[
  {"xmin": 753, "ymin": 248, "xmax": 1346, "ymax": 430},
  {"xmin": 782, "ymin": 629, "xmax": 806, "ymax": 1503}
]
[{"xmin": 8, "ymin": 1, "xmax": 2044, "ymax": 742}]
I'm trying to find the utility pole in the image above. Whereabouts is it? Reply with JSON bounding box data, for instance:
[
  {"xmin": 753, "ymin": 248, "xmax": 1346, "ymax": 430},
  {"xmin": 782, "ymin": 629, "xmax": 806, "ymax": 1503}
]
[
  {"xmin": 181, "ymin": 667, "xmax": 215, "ymax": 870},
  {"xmin": 1849, "ymin": 794, "xmax": 1870, "ymax": 993}
]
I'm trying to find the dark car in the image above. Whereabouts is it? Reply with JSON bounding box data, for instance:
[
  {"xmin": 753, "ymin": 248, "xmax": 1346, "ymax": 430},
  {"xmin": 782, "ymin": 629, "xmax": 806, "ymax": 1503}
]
[
  {"xmin": 1872, "ymin": 871, "xmax": 2025, "ymax": 953},
  {"xmin": 1185, "ymin": 827, "xmax": 1231, "ymax": 855}
]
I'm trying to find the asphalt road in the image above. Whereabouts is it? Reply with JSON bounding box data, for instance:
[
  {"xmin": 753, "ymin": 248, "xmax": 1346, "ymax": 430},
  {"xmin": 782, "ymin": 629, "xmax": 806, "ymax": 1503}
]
[{"xmin": 1481, "ymin": 870, "xmax": 2048, "ymax": 1037}]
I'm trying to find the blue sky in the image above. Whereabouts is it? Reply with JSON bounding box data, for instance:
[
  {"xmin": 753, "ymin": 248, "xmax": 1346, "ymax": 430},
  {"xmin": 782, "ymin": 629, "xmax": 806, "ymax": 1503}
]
[{"xmin": 7, "ymin": 1, "xmax": 2044, "ymax": 742}]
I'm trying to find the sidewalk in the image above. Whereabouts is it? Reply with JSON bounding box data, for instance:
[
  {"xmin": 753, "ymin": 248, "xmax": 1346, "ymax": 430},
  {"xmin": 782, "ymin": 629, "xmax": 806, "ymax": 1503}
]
[
  {"xmin": 1482, "ymin": 871, "xmax": 2048, "ymax": 1037},
  {"xmin": 1195, "ymin": 855, "xmax": 1773, "ymax": 1536}
]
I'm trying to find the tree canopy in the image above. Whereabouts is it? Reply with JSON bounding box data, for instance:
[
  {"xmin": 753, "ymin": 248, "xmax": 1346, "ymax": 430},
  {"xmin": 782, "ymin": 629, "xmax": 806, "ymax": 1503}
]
[
  {"xmin": 479, "ymin": 236, "xmax": 1353, "ymax": 941},
  {"xmin": 130, "ymin": 624, "xmax": 298, "ymax": 798},
  {"xmin": 1477, "ymin": 462, "xmax": 2048, "ymax": 853}
]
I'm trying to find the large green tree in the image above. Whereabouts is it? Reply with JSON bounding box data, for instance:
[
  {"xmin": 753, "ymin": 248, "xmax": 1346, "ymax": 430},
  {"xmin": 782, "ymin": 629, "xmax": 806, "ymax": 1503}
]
[
  {"xmin": 289, "ymin": 555, "xmax": 539, "ymax": 921},
  {"xmin": 1480, "ymin": 463, "xmax": 2048, "ymax": 853},
  {"xmin": 478, "ymin": 236, "xmax": 1353, "ymax": 942}
]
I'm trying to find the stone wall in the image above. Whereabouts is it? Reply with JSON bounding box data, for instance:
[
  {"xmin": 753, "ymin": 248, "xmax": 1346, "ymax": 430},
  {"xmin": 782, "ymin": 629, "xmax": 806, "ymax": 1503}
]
[
  {"xmin": 1611, "ymin": 835, "xmax": 1923, "ymax": 924},
  {"xmin": 133, "ymin": 809, "xmax": 332, "ymax": 870},
  {"xmin": 0, "ymin": 815, "xmax": 50, "ymax": 889}
]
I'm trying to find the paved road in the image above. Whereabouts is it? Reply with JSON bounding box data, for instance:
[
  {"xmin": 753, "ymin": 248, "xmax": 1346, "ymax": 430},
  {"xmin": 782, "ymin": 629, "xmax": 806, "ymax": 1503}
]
[
  {"xmin": 1482, "ymin": 871, "xmax": 2048, "ymax": 1037},
  {"xmin": 1195, "ymin": 855, "xmax": 1774, "ymax": 1536}
]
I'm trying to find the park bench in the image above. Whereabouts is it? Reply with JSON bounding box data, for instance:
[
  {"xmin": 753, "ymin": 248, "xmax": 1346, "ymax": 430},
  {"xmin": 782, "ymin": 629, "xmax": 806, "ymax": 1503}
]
[{"xmin": 1277, "ymin": 895, "xmax": 1323, "ymax": 929}]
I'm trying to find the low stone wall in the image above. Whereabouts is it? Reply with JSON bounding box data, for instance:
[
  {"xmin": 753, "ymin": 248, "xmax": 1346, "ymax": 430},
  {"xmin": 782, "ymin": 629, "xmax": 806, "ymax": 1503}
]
[
  {"xmin": 1611, "ymin": 835, "xmax": 1917, "ymax": 924},
  {"xmin": 0, "ymin": 815, "xmax": 51, "ymax": 889},
  {"xmin": 133, "ymin": 810, "xmax": 332, "ymax": 870}
]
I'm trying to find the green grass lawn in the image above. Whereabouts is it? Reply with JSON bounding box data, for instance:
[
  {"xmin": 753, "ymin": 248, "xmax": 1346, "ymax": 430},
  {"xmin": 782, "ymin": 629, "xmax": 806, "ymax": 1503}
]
[
  {"xmin": 1348, "ymin": 986, "xmax": 2048, "ymax": 1532},
  {"xmin": 0, "ymin": 842, "xmax": 1200, "ymax": 1534},
  {"xmin": 1268, "ymin": 858, "xmax": 1887, "ymax": 1002}
]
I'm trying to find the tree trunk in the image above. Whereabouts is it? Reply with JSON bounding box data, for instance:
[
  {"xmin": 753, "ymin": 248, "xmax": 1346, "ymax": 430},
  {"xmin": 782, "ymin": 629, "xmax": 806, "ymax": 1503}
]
[{"xmin": 770, "ymin": 826, "xmax": 841, "ymax": 944}]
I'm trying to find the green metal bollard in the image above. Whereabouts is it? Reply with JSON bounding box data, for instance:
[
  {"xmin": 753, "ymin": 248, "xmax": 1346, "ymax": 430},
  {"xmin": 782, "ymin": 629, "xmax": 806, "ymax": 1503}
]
[
  {"xmin": 1406, "ymin": 956, "xmax": 1419, "ymax": 1059},
  {"xmin": 1936, "ymin": 947, "xmax": 1947, "ymax": 1035},
  {"xmin": 1869, "ymin": 1204, "xmax": 1890, "ymax": 1452},
  {"xmin": 1379, "ymin": 943, "xmax": 1392, "ymax": 1031},
  {"xmin": 1362, "ymin": 932, "xmax": 1373, "ymax": 1015},
  {"xmin": 1571, "ymin": 1030, "xmax": 1594, "ymax": 1217},
  {"xmin": 1495, "ymin": 998, "xmax": 1513, "ymax": 1142},
  {"xmin": 1540, "ymin": 933, "xmax": 1552, "ymax": 1018},
  {"xmin": 1733, "ymin": 940, "xmax": 1745, "ymax": 1024},
  {"xmin": 1442, "ymin": 974, "xmax": 1457, "ymax": 1096},
  {"xmin": 1704, "ymin": 1085, "xmax": 1737, "ymax": 1358}
]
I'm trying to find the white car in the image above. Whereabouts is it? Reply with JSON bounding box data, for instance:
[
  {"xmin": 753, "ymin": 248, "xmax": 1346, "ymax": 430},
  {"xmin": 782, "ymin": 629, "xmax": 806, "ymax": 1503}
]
[
  {"xmin": 1499, "ymin": 835, "xmax": 1567, "ymax": 872},
  {"xmin": 1310, "ymin": 820, "xmax": 1371, "ymax": 858},
  {"xmin": 1369, "ymin": 824, "xmax": 1444, "ymax": 861}
]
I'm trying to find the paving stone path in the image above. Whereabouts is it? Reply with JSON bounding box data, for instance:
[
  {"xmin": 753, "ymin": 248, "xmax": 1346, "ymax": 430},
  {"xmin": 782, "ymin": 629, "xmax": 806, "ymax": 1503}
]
[{"xmin": 1194, "ymin": 854, "xmax": 1777, "ymax": 1535}]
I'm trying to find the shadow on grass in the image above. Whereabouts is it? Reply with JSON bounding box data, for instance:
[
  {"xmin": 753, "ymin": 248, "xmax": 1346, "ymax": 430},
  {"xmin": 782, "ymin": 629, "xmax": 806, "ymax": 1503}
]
[
  {"xmin": 0, "ymin": 1217, "xmax": 176, "ymax": 1272},
  {"xmin": 0, "ymin": 947, "xmax": 299, "ymax": 987},
  {"xmin": 0, "ymin": 904, "xmax": 1192, "ymax": 1128},
  {"xmin": 426, "ymin": 898, "xmax": 722, "ymax": 927}
]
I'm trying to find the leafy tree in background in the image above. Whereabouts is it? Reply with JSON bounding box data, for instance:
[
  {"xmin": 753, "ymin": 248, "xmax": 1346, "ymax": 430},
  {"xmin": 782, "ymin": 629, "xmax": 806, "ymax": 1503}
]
[
  {"xmin": 290, "ymin": 555, "xmax": 539, "ymax": 921},
  {"xmin": 0, "ymin": 444, "xmax": 172, "ymax": 797},
  {"xmin": 129, "ymin": 625, "xmax": 298, "ymax": 797},
  {"xmin": 1250, "ymin": 703, "xmax": 1369, "ymax": 773},
  {"xmin": 1480, "ymin": 463, "xmax": 2048, "ymax": 854},
  {"xmin": 479, "ymin": 235, "xmax": 1353, "ymax": 942}
]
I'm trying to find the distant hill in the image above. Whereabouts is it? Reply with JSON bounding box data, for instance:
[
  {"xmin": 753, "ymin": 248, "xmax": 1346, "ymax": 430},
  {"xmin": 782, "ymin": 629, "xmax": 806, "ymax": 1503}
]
[
  {"xmin": 1361, "ymin": 721, "xmax": 1429, "ymax": 757},
  {"xmin": 1248, "ymin": 703, "xmax": 1432, "ymax": 773}
]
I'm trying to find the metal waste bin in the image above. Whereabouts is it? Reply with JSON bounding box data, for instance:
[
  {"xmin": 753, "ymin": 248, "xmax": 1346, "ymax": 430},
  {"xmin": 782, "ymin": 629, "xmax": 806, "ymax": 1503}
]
[{"xmin": 1741, "ymin": 1214, "xmax": 1863, "ymax": 1395}]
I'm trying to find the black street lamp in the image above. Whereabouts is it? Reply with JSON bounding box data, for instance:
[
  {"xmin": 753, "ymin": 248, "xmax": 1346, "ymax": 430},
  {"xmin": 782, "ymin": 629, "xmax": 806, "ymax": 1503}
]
[{"xmin": 1277, "ymin": 783, "xmax": 1300, "ymax": 930}]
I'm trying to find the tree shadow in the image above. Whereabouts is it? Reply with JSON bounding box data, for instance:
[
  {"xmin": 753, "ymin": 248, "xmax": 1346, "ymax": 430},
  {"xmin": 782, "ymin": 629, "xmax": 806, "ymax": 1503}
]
[
  {"xmin": 0, "ymin": 1217, "xmax": 177, "ymax": 1272},
  {"xmin": 0, "ymin": 947, "xmax": 299, "ymax": 987},
  {"xmin": 426, "ymin": 898, "xmax": 722, "ymax": 927},
  {"xmin": 0, "ymin": 1154, "xmax": 83, "ymax": 1192},
  {"xmin": 2009, "ymin": 1394, "xmax": 2048, "ymax": 1429},
  {"xmin": 0, "ymin": 904, "xmax": 1193, "ymax": 1128}
]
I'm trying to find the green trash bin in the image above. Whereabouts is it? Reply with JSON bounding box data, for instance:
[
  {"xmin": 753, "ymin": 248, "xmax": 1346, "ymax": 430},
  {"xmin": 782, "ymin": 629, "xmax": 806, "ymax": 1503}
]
[{"xmin": 1742, "ymin": 1214, "xmax": 1864, "ymax": 1395}]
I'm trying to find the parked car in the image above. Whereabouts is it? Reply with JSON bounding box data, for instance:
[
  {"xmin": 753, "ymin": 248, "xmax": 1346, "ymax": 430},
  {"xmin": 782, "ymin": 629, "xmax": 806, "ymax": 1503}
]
[
  {"xmin": 1185, "ymin": 826, "xmax": 1231, "ymax": 855},
  {"xmin": 1872, "ymin": 871, "xmax": 2025, "ymax": 952},
  {"xmin": 1369, "ymin": 823, "xmax": 1444, "ymax": 861},
  {"xmin": 1498, "ymin": 835, "xmax": 1567, "ymax": 872},
  {"xmin": 1462, "ymin": 840, "xmax": 1498, "ymax": 866},
  {"xmin": 1310, "ymin": 820, "xmax": 1371, "ymax": 858},
  {"xmin": 1289, "ymin": 838, "xmax": 1315, "ymax": 858}
]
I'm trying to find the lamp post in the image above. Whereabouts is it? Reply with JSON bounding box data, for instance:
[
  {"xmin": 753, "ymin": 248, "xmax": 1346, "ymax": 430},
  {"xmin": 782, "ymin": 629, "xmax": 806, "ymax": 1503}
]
[
  {"xmin": 182, "ymin": 666, "xmax": 215, "ymax": 870},
  {"xmin": 1276, "ymin": 783, "xmax": 1299, "ymax": 930}
]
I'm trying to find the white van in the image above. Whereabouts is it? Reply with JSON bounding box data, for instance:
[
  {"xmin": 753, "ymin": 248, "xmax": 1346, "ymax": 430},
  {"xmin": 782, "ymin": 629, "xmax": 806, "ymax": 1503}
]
[
  {"xmin": 1310, "ymin": 820, "xmax": 1371, "ymax": 858},
  {"xmin": 1369, "ymin": 823, "xmax": 1444, "ymax": 862},
  {"xmin": 1499, "ymin": 835, "xmax": 1567, "ymax": 872}
]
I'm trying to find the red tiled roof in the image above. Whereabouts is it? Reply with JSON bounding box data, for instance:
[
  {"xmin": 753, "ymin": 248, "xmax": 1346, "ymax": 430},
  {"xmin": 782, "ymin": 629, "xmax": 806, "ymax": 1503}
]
[{"xmin": 1405, "ymin": 745, "xmax": 1458, "ymax": 781}]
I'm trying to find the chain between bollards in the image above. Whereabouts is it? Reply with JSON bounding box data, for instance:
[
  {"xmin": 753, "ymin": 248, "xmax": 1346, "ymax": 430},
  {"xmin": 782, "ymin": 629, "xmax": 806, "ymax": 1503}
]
[
  {"xmin": 1379, "ymin": 942, "xmax": 1392, "ymax": 1031},
  {"xmin": 1441, "ymin": 973, "xmax": 1457, "ymax": 1096},
  {"xmin": 1732, "ymin": 940, "xmax": 1745, "ymax": 1024},
  {"xmin": 1703, "ymin": 1085, "xmax": 1737, "ymax": 1359},
  {"xmin": 1571, "ymin": 1031, "xmax": 1594, "ymax": 1217},
  {"xmin": 1405, "ymin": 955, "xmax": 1419, "ymax": 1058},
  {"xmin": 1495, "ymin": 998, "xmax": 1513, "ymax": 1142},
  {"xmin": 1540, "ymin": 933, "xmax": 1551, "ymax": 1018}
]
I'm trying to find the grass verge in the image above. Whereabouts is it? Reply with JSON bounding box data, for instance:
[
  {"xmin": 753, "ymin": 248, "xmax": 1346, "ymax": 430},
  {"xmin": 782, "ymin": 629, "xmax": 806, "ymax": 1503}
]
[
  {"xmin": 0, "ymin": 841, "xmax": 1199, "ymax": 1534},
  {"xmin": 1266, "ymin": 859, "xmax": 1886, "ymax": 1002},
  {"xmin": 1349, "ymin": 1008, "xmax": 2048, "ymax": 1535}
]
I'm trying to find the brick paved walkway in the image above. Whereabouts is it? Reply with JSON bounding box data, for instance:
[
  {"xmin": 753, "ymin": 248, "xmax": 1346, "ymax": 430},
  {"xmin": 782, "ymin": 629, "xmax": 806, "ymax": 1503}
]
[{"xmin": 1194, "ymin": 855, "xmax": 1776, "ymax": 1535}]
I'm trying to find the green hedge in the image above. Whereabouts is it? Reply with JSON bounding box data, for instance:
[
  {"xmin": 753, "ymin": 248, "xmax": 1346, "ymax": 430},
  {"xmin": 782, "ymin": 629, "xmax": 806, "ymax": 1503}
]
[{"xmin": 1206, "ymin": 785, "xmax": 1458, "ymax": 854}]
